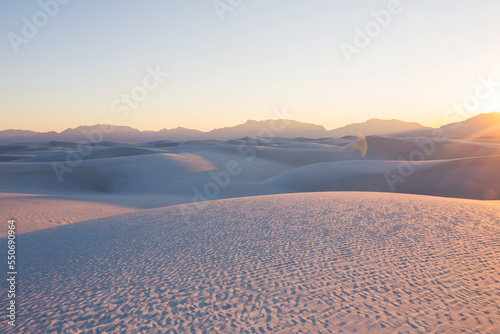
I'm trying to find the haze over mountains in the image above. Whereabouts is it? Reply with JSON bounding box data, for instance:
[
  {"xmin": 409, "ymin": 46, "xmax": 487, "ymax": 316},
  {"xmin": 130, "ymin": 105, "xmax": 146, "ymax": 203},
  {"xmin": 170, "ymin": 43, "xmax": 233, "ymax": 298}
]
[{"xmin": 0, "ymin": 112, "xmax": 499, "ymax": 144}]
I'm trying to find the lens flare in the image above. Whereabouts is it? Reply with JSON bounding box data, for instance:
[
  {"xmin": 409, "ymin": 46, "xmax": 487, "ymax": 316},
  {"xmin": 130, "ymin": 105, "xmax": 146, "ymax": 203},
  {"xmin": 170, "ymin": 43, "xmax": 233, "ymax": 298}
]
[{"xmin": 351, "ymin": 133, "xmax": 368, "ymax": 157}]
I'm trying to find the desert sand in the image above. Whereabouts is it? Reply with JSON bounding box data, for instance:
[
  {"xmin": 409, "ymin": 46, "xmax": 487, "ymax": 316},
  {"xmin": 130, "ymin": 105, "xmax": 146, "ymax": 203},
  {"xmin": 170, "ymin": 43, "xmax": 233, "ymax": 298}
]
[
  {"xmin": 1, "ymin": 136, "xmax": 500, "ymax": 236},
  {"xmin": 0, "ymin": 193, "xmax": 137, "ymax": 236},
  {"xmin": 1, "ymin": 136, "xmax": 500, "ymax": 333},
  {"xmin": 1, "ymin": 192, "xmax": 499, "ymax": 333}
]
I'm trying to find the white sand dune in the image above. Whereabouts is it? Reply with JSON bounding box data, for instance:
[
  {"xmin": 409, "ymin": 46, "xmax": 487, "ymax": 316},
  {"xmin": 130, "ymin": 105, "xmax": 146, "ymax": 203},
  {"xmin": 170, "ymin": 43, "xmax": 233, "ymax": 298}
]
[
  {"xmin": 1, "ymin": 136, "xmax": 500, "ymax": 236},
  {"xmin": 14, "ymin": 147, "xmax": 158, "ymax": 163},
  {"xmin": 0, "ymin": 193, "xmax": 137, "ymax": 237},
  {"xmin": 0, "ymin": 153, "xmax": 218, "ymax": 195},
  {"xmin": 2, "ymin": 138, "xmax": 499, "ymax": 196},
  {"xmin": 1, "ymin": 192, "xmax": 499, "ymax": 333},
  {"xmin": 361, "ymin": 136, "xmax": 500, "ymax": 160},
  {"xmin": 267, "ymin": 155, "xmax": 500, "ymax": 199}
]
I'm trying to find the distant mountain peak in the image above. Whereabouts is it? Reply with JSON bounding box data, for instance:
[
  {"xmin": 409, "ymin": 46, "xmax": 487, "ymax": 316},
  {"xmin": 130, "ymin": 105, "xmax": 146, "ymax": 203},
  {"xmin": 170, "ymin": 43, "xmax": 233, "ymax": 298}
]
[
  {"xmin": 440, "ymin": 111, "xmax": 500, "ymax": 138},
  {"xmin": 329, "ymin": 118, "xmax": 430, "ymax": 137},
  {"xmin": 1, "ymin": 112, "xmax": 499, "ymax": 144}
]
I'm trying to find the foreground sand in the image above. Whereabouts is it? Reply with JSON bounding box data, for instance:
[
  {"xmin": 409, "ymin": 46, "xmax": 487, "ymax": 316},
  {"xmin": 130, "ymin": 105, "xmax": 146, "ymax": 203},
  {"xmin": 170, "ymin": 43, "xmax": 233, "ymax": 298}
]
[{"xmin": 2, "ymin": 192, "xmax": 499, "ymax": 333}]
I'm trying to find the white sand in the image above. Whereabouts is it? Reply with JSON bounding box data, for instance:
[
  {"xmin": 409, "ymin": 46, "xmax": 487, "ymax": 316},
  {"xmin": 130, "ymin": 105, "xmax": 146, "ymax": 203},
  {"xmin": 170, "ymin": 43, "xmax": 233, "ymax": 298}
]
[
  {"xmin": 1, "ymin": 137, "xmax": 500, "ymax": 236},
  {"xmin": 0, "ymin": 193, "xmax": 137, "ymax": 237},
  {"xmin": 2, "ymin": 192, "xmax": 499, "ymax": 333}
]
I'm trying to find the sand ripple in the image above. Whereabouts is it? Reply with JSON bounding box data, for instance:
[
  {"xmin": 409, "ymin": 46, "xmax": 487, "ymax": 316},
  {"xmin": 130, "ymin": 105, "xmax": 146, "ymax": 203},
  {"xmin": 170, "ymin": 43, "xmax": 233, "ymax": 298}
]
[{"xmin": 1, "ymin": 192, "xmax": 499, "ymax": 333}]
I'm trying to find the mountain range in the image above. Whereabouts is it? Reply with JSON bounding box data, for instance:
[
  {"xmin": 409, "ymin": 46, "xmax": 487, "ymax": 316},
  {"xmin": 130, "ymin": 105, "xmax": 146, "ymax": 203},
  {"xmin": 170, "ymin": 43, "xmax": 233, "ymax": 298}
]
[{"xmin": 0, "ymin": 112, "xmax": 498, "ymax": 144}]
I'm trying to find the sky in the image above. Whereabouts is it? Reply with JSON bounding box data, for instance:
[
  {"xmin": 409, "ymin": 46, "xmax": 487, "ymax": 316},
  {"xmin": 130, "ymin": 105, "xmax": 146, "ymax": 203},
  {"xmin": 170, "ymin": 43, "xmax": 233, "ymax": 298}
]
[{"xmin": 1, "ymin": 0, "xmax": 500, "ymax": 132}]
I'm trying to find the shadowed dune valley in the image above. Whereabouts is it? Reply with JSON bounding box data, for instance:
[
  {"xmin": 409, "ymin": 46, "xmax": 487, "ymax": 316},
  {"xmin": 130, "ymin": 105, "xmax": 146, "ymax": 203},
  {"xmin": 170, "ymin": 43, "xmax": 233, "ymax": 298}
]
[{"xmin": 2, "ymin": 1, "xmax": 500, "ymax": 333}]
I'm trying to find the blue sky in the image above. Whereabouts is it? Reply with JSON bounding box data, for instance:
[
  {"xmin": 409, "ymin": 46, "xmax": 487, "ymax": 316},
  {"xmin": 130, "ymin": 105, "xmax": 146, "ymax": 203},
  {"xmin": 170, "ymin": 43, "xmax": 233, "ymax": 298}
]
[{"xmin": 1, "ymin": 0, "xmax": 500, "ymax": 131}]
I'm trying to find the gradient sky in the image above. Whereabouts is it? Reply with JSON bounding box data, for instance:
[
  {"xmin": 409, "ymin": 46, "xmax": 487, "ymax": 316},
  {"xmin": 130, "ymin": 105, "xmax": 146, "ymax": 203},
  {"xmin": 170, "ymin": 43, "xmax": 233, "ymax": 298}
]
[{"xmin": 1, "ymin": 0, "xmax": 500, "ymax": 132}]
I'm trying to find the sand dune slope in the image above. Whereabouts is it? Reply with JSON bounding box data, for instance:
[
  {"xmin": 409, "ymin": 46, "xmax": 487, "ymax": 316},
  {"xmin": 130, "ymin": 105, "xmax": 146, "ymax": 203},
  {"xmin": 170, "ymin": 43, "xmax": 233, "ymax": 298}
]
[
  {"xmin": 2, "ymin": 192, "xmax": 499, "ymax": 333},
  {"xmin": 268, "ymin": 156, "xmax": 500, "ymax": 199},
  {"xmin": 0, "ymin": 193, "xmax": 138, "ymax": 237}
]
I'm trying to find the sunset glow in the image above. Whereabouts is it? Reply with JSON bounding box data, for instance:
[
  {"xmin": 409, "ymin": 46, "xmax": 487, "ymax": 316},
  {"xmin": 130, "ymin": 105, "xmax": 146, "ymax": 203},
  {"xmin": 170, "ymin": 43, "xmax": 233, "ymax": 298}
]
[{"xmin": 1, "ymin": 1, "xmax": 500, "ymax": 131}]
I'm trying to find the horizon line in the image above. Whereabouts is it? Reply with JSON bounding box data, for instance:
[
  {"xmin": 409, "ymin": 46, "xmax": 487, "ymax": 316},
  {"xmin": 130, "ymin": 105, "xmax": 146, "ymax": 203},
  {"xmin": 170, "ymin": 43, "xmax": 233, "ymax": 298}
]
[{"xmin": 2, "ymin": 111, "xmax": 498, "ymax": 133}]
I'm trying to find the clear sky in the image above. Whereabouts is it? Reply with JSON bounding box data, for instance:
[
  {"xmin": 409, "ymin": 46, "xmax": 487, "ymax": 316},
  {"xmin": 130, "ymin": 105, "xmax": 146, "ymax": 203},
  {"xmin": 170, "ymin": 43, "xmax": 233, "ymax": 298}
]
[{"xmin": 1, "ymin": 0, "xmax": 500, "ymax": 132}]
